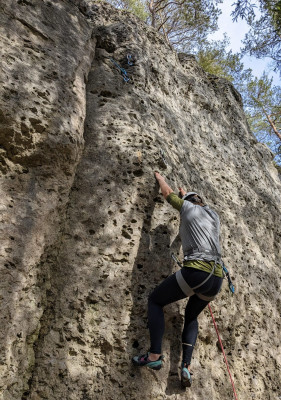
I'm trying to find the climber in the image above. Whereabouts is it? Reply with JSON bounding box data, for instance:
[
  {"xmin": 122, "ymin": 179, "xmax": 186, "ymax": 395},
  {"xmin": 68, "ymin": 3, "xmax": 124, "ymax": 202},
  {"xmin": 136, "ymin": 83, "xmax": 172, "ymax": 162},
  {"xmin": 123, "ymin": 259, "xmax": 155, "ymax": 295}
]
[{"xmin": 132, "ymin": 171, "xmax": 224, "ymax": 388}]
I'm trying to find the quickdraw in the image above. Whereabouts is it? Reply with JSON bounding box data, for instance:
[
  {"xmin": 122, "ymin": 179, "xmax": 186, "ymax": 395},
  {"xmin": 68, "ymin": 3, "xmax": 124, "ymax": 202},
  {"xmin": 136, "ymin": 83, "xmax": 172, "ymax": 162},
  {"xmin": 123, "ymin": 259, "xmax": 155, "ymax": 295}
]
[
  {"xmin": 109, "ymin": 54, "xmax": 133, "ymax": 83},
  {"xmin": 110, "ymin": 58, "xmax": 130, "ymax": 82},
  {"xmin": 159, "ymin": 148, "xmax": 169, "ymax": 169},
  {"xmin": 127, "ymin": 54, "xmax": 134, "ymax": 66},
  {"xmin": 222, "ymin": 263, "xmax": 235, "ymax": 294},
  {"xmin": 171, "ymin": 253, "xmax": 183, "ymax": 268}
]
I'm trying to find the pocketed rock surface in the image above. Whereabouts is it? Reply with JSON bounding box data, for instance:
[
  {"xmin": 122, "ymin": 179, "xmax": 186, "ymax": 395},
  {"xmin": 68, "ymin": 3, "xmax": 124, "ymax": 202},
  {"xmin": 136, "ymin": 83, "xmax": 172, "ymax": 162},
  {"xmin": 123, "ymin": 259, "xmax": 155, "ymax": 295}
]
[{"xmin": 0, "ymin": 1, "xmax": 281, "ymax": 399}]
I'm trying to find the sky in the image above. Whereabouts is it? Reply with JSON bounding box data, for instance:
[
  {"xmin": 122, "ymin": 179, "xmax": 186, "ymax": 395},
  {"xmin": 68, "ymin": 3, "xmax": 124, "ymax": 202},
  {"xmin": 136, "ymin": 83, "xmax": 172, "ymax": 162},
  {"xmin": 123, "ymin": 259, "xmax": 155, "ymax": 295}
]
[{"xmin": 208, "ymin": 1, "xmax": 280, "ymax": 86}]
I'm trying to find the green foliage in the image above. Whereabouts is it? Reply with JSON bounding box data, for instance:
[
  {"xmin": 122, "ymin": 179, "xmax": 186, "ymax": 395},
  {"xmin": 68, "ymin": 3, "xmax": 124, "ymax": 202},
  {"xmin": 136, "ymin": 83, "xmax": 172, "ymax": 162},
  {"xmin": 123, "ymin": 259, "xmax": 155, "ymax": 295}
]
[
  {"xmin": 197, "ymin": 40, "xmax": 281, "ymax": 164},
  {"xmin": 126, "ymin": 0, "xmax": 148, "ymax": 20},
  {"xmin": 231, "ymin": 1, "xmax": 281, "ymax": 74},
  {"xmin": 231, "ymin": 0, "xmax": 258, "ymax": 23},
  {"xmin": 105, "ymin": 0, "xmax": 148, "ymax": 20},
  {"xmin": 104, "ymin": 0, "xmax": 281, "ymax": 164},
  {"xmin": 147, "ymin": 0, "xmax": 221, "ymax": 50},
  {"xmin": 105, "ymin": 0, "xmax": 221, "ymax": 50},
  {"xmin": 196, "ymin": 36, "xmax": 252, "ymax": 86},
  {"xmin": 244, "ymin": 73, "xmax": 281, "ymax": 163}
]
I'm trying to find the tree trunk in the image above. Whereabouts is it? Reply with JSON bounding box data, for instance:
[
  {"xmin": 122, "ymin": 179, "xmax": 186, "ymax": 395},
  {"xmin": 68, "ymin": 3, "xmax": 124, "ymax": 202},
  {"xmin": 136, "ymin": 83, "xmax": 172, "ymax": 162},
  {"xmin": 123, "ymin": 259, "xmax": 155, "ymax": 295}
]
[
  {"xmin": 252, "ymin": 95, "xmax": 281, "ymax": 142},
  {"xmin": 264, "ymin": 108, "xmax": 281, "ymax": 141},
  {"xmin": 149, "ymin": 0, "xmax": 156, "ymax": 27},
  {"xmin": 159, "ymin": 11, "xmax": 170, "ymax": 45}
]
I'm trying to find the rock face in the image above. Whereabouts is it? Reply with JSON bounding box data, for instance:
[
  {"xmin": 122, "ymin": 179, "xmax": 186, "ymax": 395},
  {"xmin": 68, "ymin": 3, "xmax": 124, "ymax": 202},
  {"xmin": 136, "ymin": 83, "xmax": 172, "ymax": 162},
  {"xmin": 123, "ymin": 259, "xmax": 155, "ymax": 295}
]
[{"xmin": 1, "ymin": 1, "xmax": 281, "ymax": 399}]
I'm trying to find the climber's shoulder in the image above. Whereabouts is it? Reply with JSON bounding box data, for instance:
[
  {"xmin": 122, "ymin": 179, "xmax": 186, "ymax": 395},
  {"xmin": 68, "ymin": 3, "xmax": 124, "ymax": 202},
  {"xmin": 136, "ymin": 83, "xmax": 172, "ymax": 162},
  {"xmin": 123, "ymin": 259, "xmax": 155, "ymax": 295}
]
[{"xmin": 166, "ymin": 192, "xmax": 184, "ymax": 211}]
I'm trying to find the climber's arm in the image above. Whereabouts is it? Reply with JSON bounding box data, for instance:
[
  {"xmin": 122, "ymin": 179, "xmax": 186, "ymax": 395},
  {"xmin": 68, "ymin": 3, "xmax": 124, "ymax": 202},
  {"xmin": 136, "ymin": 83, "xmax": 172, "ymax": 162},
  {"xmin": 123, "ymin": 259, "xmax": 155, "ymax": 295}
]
[
  {"xmin": 155, "ymin": 171, "xmax": 173, "ymax": 198},
  {"xmin": 154, "ymin": 172, "xmax": 184, "ymax": 211},
  {"xmin": 166, "ymin": 193, "xmax": 184, "ymax": 211}
]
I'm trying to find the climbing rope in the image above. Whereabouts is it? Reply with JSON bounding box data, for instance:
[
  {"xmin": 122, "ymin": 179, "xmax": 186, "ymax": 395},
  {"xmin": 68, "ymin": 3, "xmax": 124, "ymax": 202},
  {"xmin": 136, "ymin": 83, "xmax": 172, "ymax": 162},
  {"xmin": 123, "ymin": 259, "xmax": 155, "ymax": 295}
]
[{"xmin": 208, "ymin": 304, "xmax": 239, "ymax": 400}]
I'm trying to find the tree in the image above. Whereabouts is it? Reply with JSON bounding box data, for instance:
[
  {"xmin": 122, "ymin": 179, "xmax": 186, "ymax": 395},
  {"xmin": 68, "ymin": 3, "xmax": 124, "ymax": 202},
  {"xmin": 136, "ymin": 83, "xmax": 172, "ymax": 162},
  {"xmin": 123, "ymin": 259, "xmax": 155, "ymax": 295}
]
[
  {"xmin": 105, "ymin": 0, "xmax": 221, "ymax": 50},
  {"xmin": 197, "ymin": 40, "xmax": 281, "ymax": 164},
  {"xmin": 231, "ymin": 0, "xmax": 281, "ymax": 74},
  {"xmin": 105, "ymin": 0, "xmax": 281, "ymax": 163},
  {"xmin": 196, "ymin": 35, "xmax": 252, "ymax": 88},
  {"xmin": 146, "ymin": 0, "xmax": 221, "ymax": 50},
  {"xmin": 104, "ymin": 0, "xmax": 148, "ymax": 20},
  {"xmin": 244, "ymin": 73, "xmax": 281, "ymax": 162}
]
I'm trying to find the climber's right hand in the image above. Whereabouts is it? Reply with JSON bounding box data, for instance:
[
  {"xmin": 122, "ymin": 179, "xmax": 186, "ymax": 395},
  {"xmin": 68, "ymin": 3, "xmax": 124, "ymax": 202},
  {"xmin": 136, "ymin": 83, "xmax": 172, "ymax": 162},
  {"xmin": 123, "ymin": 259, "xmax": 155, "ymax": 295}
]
[
  {"xmin": 154, "ymin": 171, "xmax": 165, "ymax": 182},
  {"xmin": 178, "ymin": 187, "xmax": 187, "ymax": 198}
]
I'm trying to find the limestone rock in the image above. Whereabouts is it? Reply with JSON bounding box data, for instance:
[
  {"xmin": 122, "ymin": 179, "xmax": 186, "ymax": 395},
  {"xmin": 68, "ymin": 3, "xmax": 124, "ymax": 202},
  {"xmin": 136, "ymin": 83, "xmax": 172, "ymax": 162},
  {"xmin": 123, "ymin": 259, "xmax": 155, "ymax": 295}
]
[{"xmin": 0, "ymin": 1, "xmax": 281, "ymax": 399}]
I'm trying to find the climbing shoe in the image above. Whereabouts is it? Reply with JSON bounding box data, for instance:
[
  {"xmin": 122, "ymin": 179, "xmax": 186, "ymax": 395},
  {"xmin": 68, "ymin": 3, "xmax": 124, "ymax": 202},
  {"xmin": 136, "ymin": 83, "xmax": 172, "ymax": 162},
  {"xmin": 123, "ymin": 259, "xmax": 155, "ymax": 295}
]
[
  {"xmin": 132, "ymin": 352, "xmax": 164, "ymax": 370},
  {"xmin": 181, "ymin": 363, "xmax": 192, "ymax": 387}
]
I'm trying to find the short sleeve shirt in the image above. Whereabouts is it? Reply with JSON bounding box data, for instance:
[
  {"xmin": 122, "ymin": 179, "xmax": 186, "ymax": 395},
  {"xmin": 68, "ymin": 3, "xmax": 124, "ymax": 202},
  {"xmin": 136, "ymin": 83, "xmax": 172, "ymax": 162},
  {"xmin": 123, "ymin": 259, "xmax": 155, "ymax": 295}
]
[{"xmin": 167, "ymin": 192, "xmax": 223, "ymax": 277}]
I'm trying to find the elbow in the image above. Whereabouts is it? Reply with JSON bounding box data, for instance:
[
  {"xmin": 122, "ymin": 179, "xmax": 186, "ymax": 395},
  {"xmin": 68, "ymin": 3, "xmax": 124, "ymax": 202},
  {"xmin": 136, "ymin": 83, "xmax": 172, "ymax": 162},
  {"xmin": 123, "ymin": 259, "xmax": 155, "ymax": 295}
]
[{"xmin": 163, "ymin": 189, "xmax": 173, "ymax": 199}]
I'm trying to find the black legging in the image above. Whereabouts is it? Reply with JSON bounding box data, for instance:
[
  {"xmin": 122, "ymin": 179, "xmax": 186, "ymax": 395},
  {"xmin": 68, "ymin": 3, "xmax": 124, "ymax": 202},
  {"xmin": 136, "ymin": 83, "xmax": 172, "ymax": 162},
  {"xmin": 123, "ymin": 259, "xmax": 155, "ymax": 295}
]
[{"xmin": 148, "ymin": 267, "xmax": 223, "ymax": 365}]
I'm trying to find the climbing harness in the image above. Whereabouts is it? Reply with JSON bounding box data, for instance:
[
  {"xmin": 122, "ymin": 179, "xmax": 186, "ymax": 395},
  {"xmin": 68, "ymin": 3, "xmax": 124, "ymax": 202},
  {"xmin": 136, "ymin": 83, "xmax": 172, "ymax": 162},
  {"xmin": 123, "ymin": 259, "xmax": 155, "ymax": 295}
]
[
  {"xmin": 184, "ymin": 246, "xmax": 221, "ymax": 264},
  {"xmin": 208, "ymin": 304, "xmax": 239, "ymax": 400},
  {"xmin": 109, "ymin": 58, "xmax": 130, "ymax": 82},
  {"xmin": 171, "ymin": 253, "xmax": 238, "ymax": 398},
  {"xmin": 171, "ymin": 253, "xmax": 217, "ymax": 301},
  {"xmin": 172, "ymin": 252, "xmax": 235, "ymax": 295}
]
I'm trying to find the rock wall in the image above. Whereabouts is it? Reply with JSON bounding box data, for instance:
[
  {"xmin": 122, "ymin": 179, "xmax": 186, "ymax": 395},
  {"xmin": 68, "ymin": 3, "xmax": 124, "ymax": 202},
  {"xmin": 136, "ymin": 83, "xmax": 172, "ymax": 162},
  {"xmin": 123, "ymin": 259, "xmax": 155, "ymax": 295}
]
[{"xmin": 1, "ymin": 1, "xmax": 281, "ymax": 399}]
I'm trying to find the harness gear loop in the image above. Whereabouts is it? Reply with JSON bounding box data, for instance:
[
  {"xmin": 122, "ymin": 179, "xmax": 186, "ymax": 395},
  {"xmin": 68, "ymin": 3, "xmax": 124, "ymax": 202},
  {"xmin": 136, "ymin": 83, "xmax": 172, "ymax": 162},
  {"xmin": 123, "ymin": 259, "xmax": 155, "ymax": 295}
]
[
  {"xmin": 191, "ymin": 263, "xmax": 216, "ymax": 290},
  {"xmin": 182, "ymin": 248, "xmax": 235, "ymax": 295}
]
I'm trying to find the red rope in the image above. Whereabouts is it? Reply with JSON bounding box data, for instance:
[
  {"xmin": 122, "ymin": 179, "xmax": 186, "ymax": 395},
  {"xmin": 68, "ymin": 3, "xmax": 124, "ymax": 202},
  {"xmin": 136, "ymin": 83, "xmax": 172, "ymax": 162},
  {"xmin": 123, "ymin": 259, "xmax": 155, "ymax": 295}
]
[{"xmin": 208, "ymin": 304, "xmax": 239, "ymax": 400}]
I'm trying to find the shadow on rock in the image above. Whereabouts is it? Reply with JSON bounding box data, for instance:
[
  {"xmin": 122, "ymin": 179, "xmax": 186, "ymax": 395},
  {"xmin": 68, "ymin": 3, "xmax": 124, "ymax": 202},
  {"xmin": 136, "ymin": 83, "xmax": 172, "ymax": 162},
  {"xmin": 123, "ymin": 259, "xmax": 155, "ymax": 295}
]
[{"xmin": 128, "ymin": 187, "xmax": 185, "ymax": 395}]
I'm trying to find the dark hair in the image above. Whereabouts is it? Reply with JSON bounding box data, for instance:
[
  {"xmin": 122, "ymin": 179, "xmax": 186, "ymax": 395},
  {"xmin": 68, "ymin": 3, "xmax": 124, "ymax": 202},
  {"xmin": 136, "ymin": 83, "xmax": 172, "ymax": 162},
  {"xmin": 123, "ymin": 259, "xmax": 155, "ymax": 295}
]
[{"xmin": 187, "ymin": 194, "xmax": 204, "ymax": 205}]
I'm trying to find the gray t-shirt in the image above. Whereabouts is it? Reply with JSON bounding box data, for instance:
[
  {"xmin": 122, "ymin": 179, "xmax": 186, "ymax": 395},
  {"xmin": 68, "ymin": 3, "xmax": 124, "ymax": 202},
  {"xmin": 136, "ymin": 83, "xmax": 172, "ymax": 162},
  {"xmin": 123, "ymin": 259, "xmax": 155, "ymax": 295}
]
[{"xmin": 167, "ymin": 193, "xmax": 221, "ymax": 262}]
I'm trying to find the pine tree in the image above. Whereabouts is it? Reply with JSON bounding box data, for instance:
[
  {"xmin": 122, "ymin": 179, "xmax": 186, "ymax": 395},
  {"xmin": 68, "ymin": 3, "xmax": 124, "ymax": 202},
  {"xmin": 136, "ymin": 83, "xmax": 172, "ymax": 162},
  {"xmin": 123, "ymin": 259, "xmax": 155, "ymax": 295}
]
[
  {"xmin": 231, "ymin": 0, "xmax": 281, "ymax": 74},
  {"xmin": 197, "ymin": 41, "xmax": 281, "ymax": 164},
  {"xmin": 105, "ymin": 0, "xmax": 221, "ymax": 50},
  {"xmin": 196, "ymin": 36, "xmax": 252, "ymax": 87},
  {"xmin": 245, "ymin": 73, "xmax": 281, "ymax": 162},
  {"xmin": 146, "ymin": 0, "xmax": 220, "ymax": 50}
]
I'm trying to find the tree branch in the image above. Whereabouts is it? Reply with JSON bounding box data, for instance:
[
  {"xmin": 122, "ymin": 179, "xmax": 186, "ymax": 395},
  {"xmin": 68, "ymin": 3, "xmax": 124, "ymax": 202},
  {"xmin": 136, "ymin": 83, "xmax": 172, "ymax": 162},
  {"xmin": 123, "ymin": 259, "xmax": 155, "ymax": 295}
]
[{"xmin": 252, "ymin": 94, "xmax": 281, "ymax": 142}]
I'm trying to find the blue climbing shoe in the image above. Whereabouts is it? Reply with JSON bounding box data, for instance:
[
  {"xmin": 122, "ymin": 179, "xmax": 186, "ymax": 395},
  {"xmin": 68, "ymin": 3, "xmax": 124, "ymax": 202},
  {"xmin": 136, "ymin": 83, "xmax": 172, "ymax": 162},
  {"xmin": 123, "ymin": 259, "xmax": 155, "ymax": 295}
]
[
  {"xmin": 181, "ymin": 363, "xmax": 192, "ymax": 387},
  {"xmin": 132, "ymin": 352, "xmax": 164, "ymax": 370}
]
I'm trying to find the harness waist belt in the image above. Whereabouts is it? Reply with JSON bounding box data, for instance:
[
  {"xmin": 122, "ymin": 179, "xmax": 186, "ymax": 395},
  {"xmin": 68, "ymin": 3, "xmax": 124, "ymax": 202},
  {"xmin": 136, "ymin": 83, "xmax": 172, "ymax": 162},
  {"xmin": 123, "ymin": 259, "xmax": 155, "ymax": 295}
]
[{"xmin": 175, "ymin": 262, "xmax": 217, "ymax": 302}]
